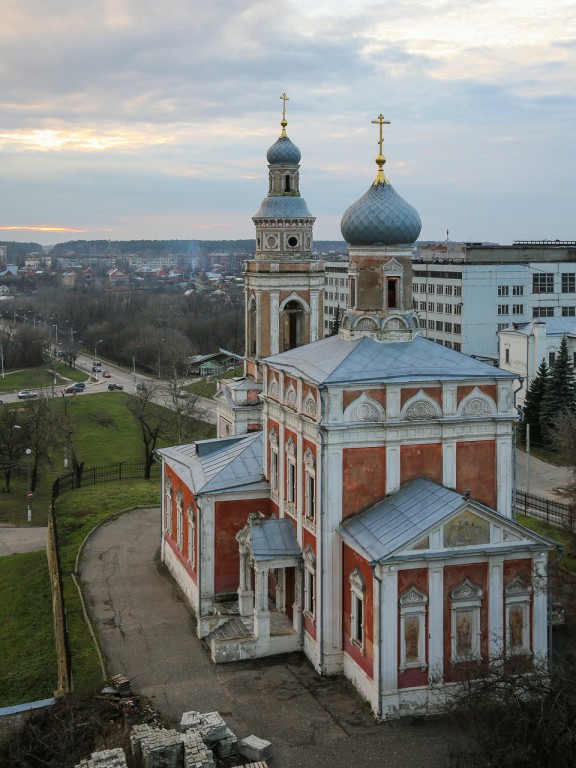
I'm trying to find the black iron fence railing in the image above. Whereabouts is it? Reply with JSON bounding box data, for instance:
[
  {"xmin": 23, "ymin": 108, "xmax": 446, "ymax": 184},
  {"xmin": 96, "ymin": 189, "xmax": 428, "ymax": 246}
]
[
  {"xmin": 516, "ymin": 490, "xmax": 574, "ymax": 532},
  {"xmin": 52, "ymin": 459, "xmax": 160, "ymax": 501}
]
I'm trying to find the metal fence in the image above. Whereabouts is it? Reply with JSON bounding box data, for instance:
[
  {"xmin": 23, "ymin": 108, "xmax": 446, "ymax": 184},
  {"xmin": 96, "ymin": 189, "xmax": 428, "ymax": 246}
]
[
  {"xmin": 516, "ymin": 490, "xmax": 574, "ymax": 531},
  {"xmin": 52, "ymin": 459, "xmax": 160, "ymax": 500}
]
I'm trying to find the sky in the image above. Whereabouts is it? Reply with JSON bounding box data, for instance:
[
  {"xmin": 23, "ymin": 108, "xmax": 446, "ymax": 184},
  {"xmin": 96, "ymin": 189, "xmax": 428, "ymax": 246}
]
[{"xmin": 0, "ymin": 0, "xmax": 575, "ymax": 247}]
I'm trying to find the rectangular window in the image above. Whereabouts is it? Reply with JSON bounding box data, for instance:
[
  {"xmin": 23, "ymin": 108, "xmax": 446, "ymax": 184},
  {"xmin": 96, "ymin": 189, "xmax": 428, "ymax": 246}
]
[
  {"xmin": 505, "ymin": 347, "xmax": 510, "ymax": 364},
  {"xmin": 533, "ymin": 307, "xmax": 554, "ymax": 318},
  {"xmin": 453, "ymin": 342, "xmax": 461, "ymax": 352},
  {"xmin": 512, "ymin": 285, "xmax": 524, "ymax": 296},
  {"xmin": 454, "ymin": 324, "xmax": 461, "ymax": 334},
  {"xmin": 454, "ymin": 304, "xmax": 462, "ymax": 315},
  {"xmin": 420, "ymin": 301, "xmax": 426, "ymax": 311},
  {"xmin": 532, "ymin": 273, "xmax": 554, "ymax": 294},
  {"xmin": 497, "ymin": 322, "xmax": 509, "ymax": 331},
  {"xmin": 435, "ymin": 303, "xmax": 442, "ymax": 313},
  {"xmin": 436, "ymin": 321, "xmax": 443, "ymax": 331},
  {"xmin": 445, "ymin": 285, "xmax": 453, "ymax": 296},
  {"xmin": 353, "ymin": 593, "xmax": 363, "ymax": 645},
  {"xmin": 512, "ymin": 304, "xmax": 524, "ymax": 315},
  {"xmin": 562, "ymin": 306, "xmax": 576, "ymax": 317},
  {"xmin": 305, "ymin": 569, "xmax": 315, "ymax": 617},
  {"xmin": 428, "ymin": 284, "xmax": 435, "ymax": 294},
  {"xmin": 549, "ymin": 352, "xmax": 556, "ymax": 367},
  {"xmin": 444, "ymin": 322, "xmax": 452, "ymax": 333},
  {"xmin": 562, "ymin": 274, "xmax": 575, "ymax": 293},
  {"xmin": 428, "ymin": 320, "xmax": 434, "ymax": 330},
  {"xmin": 287, "ymin": 460, "xmax": 296, "ymax": 504},
  {"xmin": 428, "ymin": 302, "xmax": 434, "ymax": 311},
  {"xmin": 498, "ymin": 285, "xmax": 509, "ymax": 296},
  {"xmin": 305, "ymin": 472, "xmax": 315, "ymax": 520},
  {"xmin": 436, "ymin": 285, "xmax": 444, "ymax": 295},
  {"xmin": 497, "ymin": 305, "xmax": 509, "ymax": 315},
  {"xmin": 445, "ymin": 304, "xmax": 452, "ymax": 314},
  {"xmin": 270, "ymin": 450, "xmax": 278, "ymax": 491},
  {"xmin": 413, "ymin": 282, "xmax": 419, "ymax": 293},
  {"xmin": 454, "ymin": 286, "xmax": 462, "ymax": 297}
]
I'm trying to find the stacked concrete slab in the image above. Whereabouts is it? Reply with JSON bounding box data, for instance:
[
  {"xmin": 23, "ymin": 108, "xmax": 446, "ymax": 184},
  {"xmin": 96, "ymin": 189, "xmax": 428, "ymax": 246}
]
[
  {"xmin": 237, "ymin": 735, "xmax": 273, "ymax": 762},
  {"xmin": 75, "ymin": 747, "xmax": 128, "ymax": 768}
]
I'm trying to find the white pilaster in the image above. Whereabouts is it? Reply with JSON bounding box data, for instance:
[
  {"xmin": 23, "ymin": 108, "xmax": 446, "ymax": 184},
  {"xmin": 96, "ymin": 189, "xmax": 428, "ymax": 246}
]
[
  {"xmin": 387, "ymin": 386, "xmax": 401, "ymax": 419},
  {"xmin": 310, "ymin": 291, "xmax": 319, "ymax": 342},
  {"xmin": 386, "ymin": 445, "xmax": 400, "ymax": 494},
  {"xmin": 442, "ymin": 441, "xmax": 456, "ymax": 489},
  {"xmin": 270, "ymin": 291, "xmax": 280, "ymax": 355},
  {"xmin": 442, "ymin": 384, "xmax": 457, "ymax": 416},
  {"xmin": 381, "ymin": 566, "xmax": 398, "ymax": 693},
  {"xmin": 532, "ymin": 555, "xmax": 548, "ymax": 659},
  {"xmin": 255, "ymin": 290, "xmax": 262, "ymax": 356},
  {"xmin": 488, "ymin": 557, "xmax": 504, "ymax": 659},
  {"xmin": 497, "ymin": 434, "xmax": 512, "ymax": 517},
  {"xmin": 254, "ymin": 564, "xmax": 271, "ymax": 640},
  {"xmin": 199, "ymin": 497, "xmax": 215, "ymax": 616},
  {"xmin": 428, "ymin": 563, "xmax": 444, "ymax": 683}
]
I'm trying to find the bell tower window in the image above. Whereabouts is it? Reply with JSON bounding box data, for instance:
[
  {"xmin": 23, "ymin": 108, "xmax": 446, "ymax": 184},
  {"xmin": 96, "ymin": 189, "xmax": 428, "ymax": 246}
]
[
  {"xmin": 285, "ymin": 174, "xmax": 291, "ymax": 192},
  {"xmin": 282, "ymin": 299, "xmax": 305, "ymax": 351},
  {"xmin": 387, "ymin": 278, "xmax": 399, "ymax": 309}
]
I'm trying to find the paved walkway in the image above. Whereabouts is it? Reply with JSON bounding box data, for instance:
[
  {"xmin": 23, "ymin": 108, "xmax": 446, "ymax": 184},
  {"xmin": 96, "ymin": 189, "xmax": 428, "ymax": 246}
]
[
  {"xmin": 516, "ymin": 448, "xmax": 573, "ymax": 500},
  {"xmin": 79, "ymin": 508, "xmax": 453, "ymax": 768},
  {"xmin": 0, "ymin": 526, "xmax": 47, "ymax": 557}
]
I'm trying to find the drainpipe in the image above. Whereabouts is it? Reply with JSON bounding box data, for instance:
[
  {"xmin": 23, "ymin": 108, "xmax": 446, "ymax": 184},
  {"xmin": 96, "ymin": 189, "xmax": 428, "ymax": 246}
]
[
  {"xmin": 196, "ymin": 497, "xmax": 203, "ymax": 620},
  {"xmin": 317, "ymin": 385, "xmax": 327, "ymax": 675},
  {"xmin": 370, "ymin": 560, "xmax": 383, "ymax": 720},
  {"xmin": 512, "ymin": 377, "xmax": 524, "ymax": 522}
]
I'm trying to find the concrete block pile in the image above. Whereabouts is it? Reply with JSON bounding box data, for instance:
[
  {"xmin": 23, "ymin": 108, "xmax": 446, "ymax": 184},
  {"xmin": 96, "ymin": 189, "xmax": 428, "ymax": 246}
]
[
  {"xmin": 237, "ymin": 735, "xmax": 272, "ymax": 762},
  {"xmin": 182, "ymin": 729, "xmax": 215, "ymax": 768},
  {"xmin": 75, "ymin": 747, "xmax": 128, "ymax": 768},
  {"xmin": 180, "ymin": 710, "xmax": 227, "ymax": 742}
]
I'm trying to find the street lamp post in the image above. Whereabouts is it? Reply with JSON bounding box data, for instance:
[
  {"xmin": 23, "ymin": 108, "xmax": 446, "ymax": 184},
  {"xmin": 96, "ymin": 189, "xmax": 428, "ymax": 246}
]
[{"xmin": 25, "ymin": 448, "xmax": 32, "ymax": 523}]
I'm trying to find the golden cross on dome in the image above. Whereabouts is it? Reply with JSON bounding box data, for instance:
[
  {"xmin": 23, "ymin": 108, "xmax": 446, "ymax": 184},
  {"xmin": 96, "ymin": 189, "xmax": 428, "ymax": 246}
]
[
  {"xmin": 280, "ymin": 92, "xmax": 289, "ymax": 136},
  {"xmin": 371, "ymin": 113, "xmax": 390, "ymax": 184}
]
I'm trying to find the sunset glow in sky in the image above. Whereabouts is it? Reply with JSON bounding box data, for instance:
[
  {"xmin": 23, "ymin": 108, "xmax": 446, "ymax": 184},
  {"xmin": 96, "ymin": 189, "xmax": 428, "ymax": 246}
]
[{"xmin": 1, "ymin": 0, "xmax": 575, "ymax": 245}]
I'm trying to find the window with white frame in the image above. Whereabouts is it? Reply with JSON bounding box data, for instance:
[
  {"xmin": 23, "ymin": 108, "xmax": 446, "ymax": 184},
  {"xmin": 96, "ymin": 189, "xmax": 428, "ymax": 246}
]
[
  {"xmin": 497, "ymin": 305, "xmax": 509, "ymax": 315},
  {"xmin": 454, "ymin": 286, "xmax": 462, "ymax": 297},
  {"xmin": 454, "ymin": 304, "xmax": 462, "ymax": 315},
  {"xmin": 562, "ymin": 306, "xmax": 576, "ymax": 317},
  {"xmin": 532, "ymin": 273, "xmax": 554, "ymax": 294},
  {"xmin": 428, "ymin": 302, "xmax": 434, "ymax": 311},
  {"xmin": 164, "ymin": 479, "xmax": 172, "ymax": 534},
  {"xmin": 512, "ymin": 304, "xmax": 524, "ymax": 315},
  {"xmin": 562, "ymin": 273, "xmax": 575, "ymax": 293},
  {"xmin": 428, "ymin": 284, "xmax": 435, "ymax": 294},
  {"xmin": 285, "ymin": 436, "xmax": 296, "ymax": 510},
  {"xmin": 176, "ymin": 491, "xmax": 184, "ymax": 550},
  {"xmin": 512, "ymin": 285, "xmax": 524, "ymax": 296},
  {"xmin": 436, "ymin": 303, "xmax": 443, "ymax": 313},
  {"xmin": 399, "ymin": 586, "xmax": 428, "ymax": 671},
  {"xmin": 533, "ymin": 306, "xmax": 554, "ymax": 318},
  {"xmin": 303, "ymin": 545, "xmax": 316, "ymax": 619},
  {"xmin": 436, "ymin": 284, "xmax": 444, "ymax": 295},
  {"xmin": 269, "ymin": 428, "xmax": 279, "ymax": 495},
  {"xmin": 450, "ymin": 578, "xmax": 483, "ymax": 662},
  {"xmin": 445, "ymin": 285, "xmax": 453, "ymax": 296},
  {"xmin": 349, "ymin": 568, "xmax": 366, "ymax": 650},
  {"xmin": 187, "ymin": 504, "xmax": 195, "ymax": 567},
  {"xmin": 445, "ymin": 304, "xmax": 453, "ymax": 314},
  {"xmin": 504, "ymin": 576, "xmax": 532, "ymax": 655},
  {"xmin": 497, "ymin": 285, "xmax": 509, "ymax": 296},
  {"xmin": 303, "ymin": 447, "xmax": 316, "ymax": 522}
]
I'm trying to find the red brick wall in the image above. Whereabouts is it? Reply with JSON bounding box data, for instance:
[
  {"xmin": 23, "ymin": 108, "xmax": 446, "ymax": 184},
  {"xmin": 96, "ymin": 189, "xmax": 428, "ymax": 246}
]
[
  {"xmin": 214, "ymin": 497, "xmax": 271, "ymax": 593},
  {"xmin": 342, "ymin": 447, "xmax": 387, "ymax": 517},
  {"xmin": 401, "ymin": 386, "xmax": 442, "ymax": 407},
  {"xmin": 400, "ymin": 444, "xmax": 442, "ymax": 485},
  {"xmin": 342, "ymin": 544, "xmax": 374, "ymax": 678},
  {"xmin": 343, "ymin": 388, "xmax": 386, "ymax": 411},
  {"xmin": 164, "ymin": 465, "xmax": 198, "ymax": 582},
  {"xmin": 457, "ymin": 384, "xmax": 497, "ymax": 405},
  {"xmin": 456, "ymin": 440, "xmax": 496, "ymax": 508}
]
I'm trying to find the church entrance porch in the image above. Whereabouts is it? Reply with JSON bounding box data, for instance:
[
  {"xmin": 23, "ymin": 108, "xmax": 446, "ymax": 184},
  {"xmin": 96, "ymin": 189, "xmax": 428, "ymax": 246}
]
[{"xmin": 207, "ymin": 515, "xmax": 303, "ymax": 663}]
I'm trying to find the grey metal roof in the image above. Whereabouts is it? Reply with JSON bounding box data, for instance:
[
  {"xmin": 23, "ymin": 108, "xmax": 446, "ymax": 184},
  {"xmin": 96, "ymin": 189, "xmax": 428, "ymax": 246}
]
[
  {"xmin": 266, "ymin": 135, "xmax": 301, "ymax": 165},
  {"xmin": 158, "ymin": 431, "xmax": 267, "ymax": 495},
  {"xmin": 249, "ymin": 517, "xmax": 300, "ymax": 562},
  {"xmin": 252, "ymin": 195, "xmax": 314, "ymax": 220},
  {"xmin": 338, "ymin": 478, "xmax": 466, "ymax": 562},
  {"xmin": 341, "ymin": 180, "xmax": 421, "ymax": 246},
  {"xmin": 503, "ymin": 318, "xmax": 576, "ymax": 338},
  {"xmin": 264, "ymin": 333, "xmax": 516, "ymax": 386}
]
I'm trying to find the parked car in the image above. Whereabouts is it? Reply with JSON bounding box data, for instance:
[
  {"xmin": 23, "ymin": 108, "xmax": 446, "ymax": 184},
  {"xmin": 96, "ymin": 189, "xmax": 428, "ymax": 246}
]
[
  {"xmin": 102, "ymin": 370, "xmax": 111, "ymax": 378},
  {"xmin": 18, "ymin": 390, "xmax": 38, "ymax": 400},
  {"xmin": 176, "ymin": 390, "xmax": 190, "ymax": 398},
  {"xmin": 72, "ymin": 382, "xmax": 86, "ymax": 390},
  {"xmin": 65, "ymin": 384, "xmax": 84, "ymax": 394},
  {"xmin": 92, "ymin": 365, "xmax": 102, "ymax": 372},
  {"xmin": 107, "ymin": 383, "xmax": 124, "ymax": 391}
]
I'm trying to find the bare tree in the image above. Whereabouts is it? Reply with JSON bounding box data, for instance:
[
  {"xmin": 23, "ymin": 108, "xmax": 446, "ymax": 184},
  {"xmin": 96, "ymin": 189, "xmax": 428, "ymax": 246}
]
[
  {"xmin": 0, "ymin": 408, "xmax": 27, "ymax": 493},
  {"xmin": 19, "ymin": 393, "xmax": 56, "ymax": 492},
  {"xmin": 126, "ymin": 383, "xmax": 171, "ymax": 479},
  {"xmin": 159, "ymin": 348, "xmax": 203, "ymax": 444}
]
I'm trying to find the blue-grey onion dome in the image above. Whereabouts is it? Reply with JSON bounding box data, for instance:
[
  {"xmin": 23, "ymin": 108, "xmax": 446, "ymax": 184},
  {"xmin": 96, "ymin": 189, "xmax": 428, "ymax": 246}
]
[
  {"xmin": 253, "ymin": 195, "xmax": 313, "ymax": 219},
  {"xmin": 267, "ymin": 135, "xmax": 301, "ymax": 165},
  {"xmin": 340, "ymin": 181, "xmax": 422, "ymax": 245}
]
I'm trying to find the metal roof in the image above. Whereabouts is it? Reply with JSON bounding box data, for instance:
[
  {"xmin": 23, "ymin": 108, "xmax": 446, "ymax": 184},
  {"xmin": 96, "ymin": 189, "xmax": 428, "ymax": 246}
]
[
  {"xmin": 249, "ymin": 517, "xmax": 300, "ymax": 563},
  {"xmin": 158, "ymin": 431, "xmax": 266, "ymax": 495},
  {"xmin": 338, "ymin": 478, "xmax": 466, "ymax": 561},
  {"xmin": 264, "ymin": 333, "xmax": 515, "ymax": 386},
  {"xmin": 502, "ymin": 318, "xmax": 576, "ymax": 338}
]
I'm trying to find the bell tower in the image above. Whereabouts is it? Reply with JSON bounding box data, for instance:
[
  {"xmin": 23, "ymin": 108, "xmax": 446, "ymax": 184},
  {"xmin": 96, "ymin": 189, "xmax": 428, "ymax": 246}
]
[{"xmin": 245, "ymin": 94, "xmax": 324, "ymax": 381}]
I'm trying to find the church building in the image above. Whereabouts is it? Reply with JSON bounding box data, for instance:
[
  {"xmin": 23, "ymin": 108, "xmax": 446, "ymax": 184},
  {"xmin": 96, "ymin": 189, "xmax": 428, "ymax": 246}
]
[{"xmin": 158, "ymin": 103, "xmax": 554, "ymax": 719}]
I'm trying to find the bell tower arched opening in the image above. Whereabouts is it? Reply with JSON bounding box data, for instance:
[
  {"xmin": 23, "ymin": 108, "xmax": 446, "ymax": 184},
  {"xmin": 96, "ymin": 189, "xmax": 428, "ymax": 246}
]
[{"xmin": 282, "ymin": 300, "xmax": 305, "ymax": 351}]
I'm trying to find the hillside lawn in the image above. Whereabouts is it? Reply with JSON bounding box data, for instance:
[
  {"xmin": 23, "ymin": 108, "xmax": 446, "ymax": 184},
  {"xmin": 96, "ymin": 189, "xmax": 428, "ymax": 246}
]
[
  {"xmin": 1, "ymin": 392, "xmax": 215, "ymax": 526},
  {"xmin": 0, "ymin": 361, "xmax": 89, "ymax": 394}
]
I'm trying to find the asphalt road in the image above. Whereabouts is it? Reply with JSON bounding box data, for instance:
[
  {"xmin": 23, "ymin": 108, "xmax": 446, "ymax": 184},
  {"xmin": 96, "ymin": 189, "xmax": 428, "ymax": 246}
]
[{"xmin": 79, "ymin": 507, "xmax": 454, "ymax": 768}]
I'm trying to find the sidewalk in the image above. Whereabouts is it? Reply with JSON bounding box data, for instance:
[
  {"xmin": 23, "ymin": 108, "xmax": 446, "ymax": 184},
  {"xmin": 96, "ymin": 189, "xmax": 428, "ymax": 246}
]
[
  {"xmin": 515, "ymin": 447, "xmax": 573, "ymax": 500},
  {"xmin": 0, "ymin": 527, "xmax": 47, "ymax": 557},
  {"xmin": 79, "ymin": 508, "xmax": 453, "ymax": 768}
]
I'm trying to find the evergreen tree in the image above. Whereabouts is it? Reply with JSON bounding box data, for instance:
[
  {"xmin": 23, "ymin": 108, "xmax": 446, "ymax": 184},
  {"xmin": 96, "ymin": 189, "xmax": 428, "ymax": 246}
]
[
  {"xmin": 522, "ymin": 358, "xmax": 548, "ymax": 445},
  {"xmin": 329, "ymin": 304, "xmax": 342, "ymax": 336},
  {"xmin": 540, "ymin": 336, "xmax": 576, "ymax": 444}
]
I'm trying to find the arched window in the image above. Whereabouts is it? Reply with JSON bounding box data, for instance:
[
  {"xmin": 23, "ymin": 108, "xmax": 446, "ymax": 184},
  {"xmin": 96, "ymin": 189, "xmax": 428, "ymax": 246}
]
[
  {"xmin": 285, "ymin": 173, "xmax": 291, "ymax": 192},
  {"xmin": 176, "ymin": 491, "xmax": 184, "ymax": 550},
  {"xmin": 248, "ymin": 298, "xmax": 257, "ymax": 356},
  {"xmin": 281, "ymin": 300, "xmax": 305, "ymax": 351},
  {"xmin": 164, "ymin": 479, "xmax": 172, "ymax": 535},
  {"xmin": 187, "ymin": 504, "xmax": 195, "ymax": 567}
]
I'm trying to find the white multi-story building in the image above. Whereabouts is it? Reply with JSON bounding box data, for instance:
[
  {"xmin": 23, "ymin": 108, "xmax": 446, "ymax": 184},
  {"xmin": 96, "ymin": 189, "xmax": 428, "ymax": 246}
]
[
  {"xmin": 322, "ymin": 260, "xmax": 349, "ymax": 334},
  {"xmin": 412, "ymin": 241, "xmax": 576, "ymax": 361}
]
